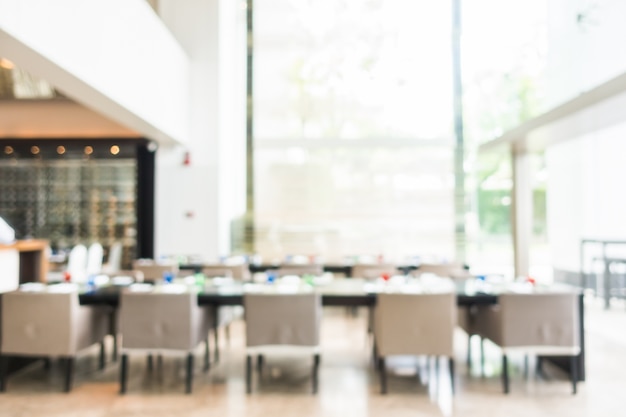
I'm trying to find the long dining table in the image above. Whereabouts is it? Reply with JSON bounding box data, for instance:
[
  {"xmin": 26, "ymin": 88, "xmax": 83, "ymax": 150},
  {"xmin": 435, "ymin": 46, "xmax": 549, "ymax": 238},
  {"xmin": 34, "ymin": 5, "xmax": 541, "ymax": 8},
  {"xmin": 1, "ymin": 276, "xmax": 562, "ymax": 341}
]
[{"xmin": 77, "ymin": 278, "xmax": 586, "ymax": 382}]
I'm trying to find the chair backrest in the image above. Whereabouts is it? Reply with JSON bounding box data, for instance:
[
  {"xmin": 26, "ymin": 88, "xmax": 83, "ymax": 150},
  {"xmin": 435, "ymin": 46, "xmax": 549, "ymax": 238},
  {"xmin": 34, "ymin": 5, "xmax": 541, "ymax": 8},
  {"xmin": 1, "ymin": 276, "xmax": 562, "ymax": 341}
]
[
  {"xmin": 351, "ymin": 264, "xmax": 399, "ymax": 280},
  {"xmin": 86, "ymin": 243, "xmax": 104, "ymax": 275},
  {"xmin": 67, "ymin": 244, "xmax": 88, "ymax": 282},
  {"xmin": 202, "ymin": 264, "xmax": 249, "ymax": 280},
  {"xmin": 111, "ymin": 269, "xmax": 145, "ymax": 283},
  {"xmin": 416, "ymin": 263, "xmax": 468, "ymax": 279},
  {"xmin": 132, "ymin": 260, "xmax": 179, "ymax": 280},
  {"xmin": 0, "ymin": 289, "xmax": 106, "ymax": 356},
  {"xmin": 276, "ymin": 264, "xmax": 323, "ymax": 277},
  {"xmin": 244, "ymin": 293, "xmax": 322, "ymax": 347},
  {"xmin": 102, "ymin": 242, "xmax": 123, "ymax": 274},
  {"xmin": 495, "ymin": 292, "xmax": 580, "ymax": 349},
  {"xmin": 119, "ymin": 289, "xmax": 209, "ymax": 351},
  {"xmin": 374, "ymin": 292, "xmax": 456, "ymax": 357}
]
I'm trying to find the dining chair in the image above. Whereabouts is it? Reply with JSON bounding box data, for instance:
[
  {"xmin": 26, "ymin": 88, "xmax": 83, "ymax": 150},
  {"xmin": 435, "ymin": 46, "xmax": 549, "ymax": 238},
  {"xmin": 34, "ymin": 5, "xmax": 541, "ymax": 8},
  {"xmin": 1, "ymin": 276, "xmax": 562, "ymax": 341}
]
[
  {"xmin": 67, "ymin": 244, "xmax": 88, "ymax": 282},
  {"xmin": 199, "ymin": 265, "xmax": 244, "ymax": 363},
  {"xmin": 201, "ymin": 266, "xmax": 234, "ymax": 279},
  {"xmin": 102, "ymin": 242, "xmax": 123, "ymax": 274},
  {"xmin": 244, "ymin": 292, "xmax": 322, "ymax": 394},
  {"xmin": 276, "ymin": 264, "xmax": 323, "ymax": 277},
  {"xmin": 117, "ymin": 287, "xmax": 211, "ymax": 394},
  {"xmin": 0, "ymin": 288, "xmax": 109, "ymax": 392},
  {"xmin": 374, "ymin": 292, "xmax": 457, "ymax": 394},
  {"xmin": 351, "ymin": 264, "xmax": 401, "ymax": 339},
  {"xmin": 86, "ymin": 243, "xmax": 104, "ymax": 276},
  {"xmin": 351, "ymin": 264, "xmax": 399, "ymax": 280},
  {"xmin": 202, "ymin": 263, "xmax": 250, "ymax": 280},
  {"xmin": 132, "ymin": 260, "xmax": 179, "ymax": 281},
  {"xmin": 414, "ymin": 263, "xmax": 479, "ymax": 372},
  {"xmin": 477, "ymin": 291, "xmax": 581, "ymax": 394},
  {"xmin": 415, "ymin": 262, "xmax": 469, "ymax": 279}
]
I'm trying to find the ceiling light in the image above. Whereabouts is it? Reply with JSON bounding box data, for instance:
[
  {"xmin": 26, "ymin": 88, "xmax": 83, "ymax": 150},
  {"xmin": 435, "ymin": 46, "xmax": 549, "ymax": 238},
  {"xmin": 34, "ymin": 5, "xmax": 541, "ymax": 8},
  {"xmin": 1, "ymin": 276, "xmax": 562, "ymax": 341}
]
[{"xmin": 0, "ymin": 58, "xmax": 14, "ymax": 69}]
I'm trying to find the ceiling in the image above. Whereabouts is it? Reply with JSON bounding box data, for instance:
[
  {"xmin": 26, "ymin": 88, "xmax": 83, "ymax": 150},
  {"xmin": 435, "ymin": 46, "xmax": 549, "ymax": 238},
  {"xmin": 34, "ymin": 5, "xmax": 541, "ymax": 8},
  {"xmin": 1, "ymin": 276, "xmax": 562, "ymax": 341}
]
[{"xmin": 0, "ymin": 98, "xmax": 141, "ymax": 139}]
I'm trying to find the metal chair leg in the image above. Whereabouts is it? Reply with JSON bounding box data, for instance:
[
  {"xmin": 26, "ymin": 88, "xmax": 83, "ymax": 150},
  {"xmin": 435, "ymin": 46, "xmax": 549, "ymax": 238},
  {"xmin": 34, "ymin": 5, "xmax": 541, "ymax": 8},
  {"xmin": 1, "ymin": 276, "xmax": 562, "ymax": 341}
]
[
  {"xmin": 570, "ymin": 355, "xmax": 578, "ymax": 395},
  {"xmin": 0, "ymin": 355, "xmax": 8, "ymax": 392},
  {"xmin": 312, "ymin": 354, "xmax": 320, "ymax": 394},
  {"xmin": 245, "ymin": 355, "xmax": 252, "ymax": 394},
  {"xmin": 64, "ymin": 357, "xmax": 74, "ymax": 393},
  {"xmin": 502, "ymin": 354, "xmax": 509, "ymax": 394},
  {"xmin": 120, "ymin": 354, "xmax": 129, "ymax": 394},
  {"xmin": 379, "ymin": 357, "xmax": 387, "ymax": 394},
  {"xmin": 185, "ymin": 353, "xmax": 194, "ymax": 394},
  {"xmin": 204, "ymin": 339, "xmax": 211, "ymax": 372},
  {"xmin": 449, "ymin": 357, "xmax": 455, "ymax": 395},
  {"xmin": 99, "ymin": 341, "xmax": 106, "ymax": 370}
]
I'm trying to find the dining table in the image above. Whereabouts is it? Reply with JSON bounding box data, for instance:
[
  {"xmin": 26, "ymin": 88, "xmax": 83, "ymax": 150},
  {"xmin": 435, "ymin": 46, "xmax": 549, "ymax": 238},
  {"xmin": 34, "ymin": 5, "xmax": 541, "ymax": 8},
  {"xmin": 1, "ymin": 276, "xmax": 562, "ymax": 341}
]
[{"xmin": 75, "ymin": 276, "xmax": 586, "ymax": 382}]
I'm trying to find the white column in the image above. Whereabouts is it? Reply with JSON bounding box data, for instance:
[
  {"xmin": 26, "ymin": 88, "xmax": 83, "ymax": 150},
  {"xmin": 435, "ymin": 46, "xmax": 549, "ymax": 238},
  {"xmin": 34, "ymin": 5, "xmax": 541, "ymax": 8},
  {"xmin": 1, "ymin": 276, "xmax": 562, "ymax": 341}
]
[{"xmin": 511, "ymin": 147, "xmax": 532, "ymax": 278}]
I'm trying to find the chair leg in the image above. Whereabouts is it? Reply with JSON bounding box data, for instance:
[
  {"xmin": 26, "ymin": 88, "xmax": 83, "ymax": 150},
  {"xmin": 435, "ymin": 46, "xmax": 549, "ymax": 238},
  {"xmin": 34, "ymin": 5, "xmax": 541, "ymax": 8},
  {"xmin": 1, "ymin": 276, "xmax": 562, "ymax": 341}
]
[
  {"xmin": 120, "ymin": 354, "xmax": 129, "ymax": 394},
  {"xmin": 213, "ymin": 327, "xmax": 220, "ymax": 363},
  {"xmin": 570, "ymin": 355, "xmax": 578, "ymax": 395},
  {"xmin": 0, "ymin": 355, "xmax": 8, "ymax": 392},
  {"xmin": 147, "ymin": 354, "xmax": 154, "ymax": 372},
  {"xmin": 502, "ymin": 354, "xmax": 509, "ymax": 394},
  {"xmin": 112, "ymin": 334, "xmax": 118, "ymax": 362},
  {"xmin": 204, "ymin": 339, "xmax": 211, "ymax": 372},
  {"xmin": 480, "ymin": 337, "xmax": 486, "ymax": 378},
  {"xmin": 449, "ymin": 357, "xmax": 455, "ymax": 395},
  {"xmin": 43, "ymin": 357, "xmax": 52, "ymax": 371},
  {"xmin": 467, "ymin": 334, "xmax": 472, "ymax": 371},
  {"xmin": 64, "ymin": 357, "xmax": 74, "ymax": 393},
  {"xmin": 312, "ymin": 354, "xmax": 320, "ymax": 394},
  {"xmin": 523, "ymin": 354, "xmax": 529, "ymax": 379},
  {"xmin": 257, "ymin": 354, "xmax": 264, "ymax": 374},
  {"xmin": 185, "ymin": 353, "xmax": 194, "ymax": 394},
  {"xmin": 245, "ymin": 355, "xmax": 252, "ymax": 394},
  {"xmin": 379, "ymin": 357, "xmax": 387, "ymax": 394},
  {"xmin": 99, "ymin": 341, "xmax": 106, "ymax": 370},
  {"xmin": 225, "ymin": 324, "xmax": 231, "ymax": 347}
]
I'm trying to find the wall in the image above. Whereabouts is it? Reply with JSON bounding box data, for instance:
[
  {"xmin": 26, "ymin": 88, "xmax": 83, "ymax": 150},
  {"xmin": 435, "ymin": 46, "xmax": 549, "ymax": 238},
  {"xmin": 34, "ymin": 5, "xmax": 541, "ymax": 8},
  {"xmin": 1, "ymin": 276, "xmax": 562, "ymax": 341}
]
[
  {"xmin": 155, "ymin": 0, "xmax": 246, "ymax": 260},
  {"xmin": 0, "ymin": 0, "xmax": 190, "ymax": 145},
  {"xmin": 542, "ymin": 0, "xmax": 626, "ymax": 274}
]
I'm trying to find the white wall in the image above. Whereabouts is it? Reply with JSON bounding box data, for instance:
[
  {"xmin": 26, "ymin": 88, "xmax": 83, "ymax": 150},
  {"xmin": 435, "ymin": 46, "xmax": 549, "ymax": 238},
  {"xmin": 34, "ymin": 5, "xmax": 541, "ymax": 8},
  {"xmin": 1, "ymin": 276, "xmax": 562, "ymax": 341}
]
[
  {"xmin": 155, "ymin": 0, "xmax": 246, "ymax": 261},
  {"xmin": 0, "ymin": 0, "xmax": 190, "ymax": 145},
  {"xmin": 546, "ymin": 0, "xmax": 626, "ymax": 109},
  {"xmin": 543, "ymin": 0, "xmax": 626, "ymax": 273}
]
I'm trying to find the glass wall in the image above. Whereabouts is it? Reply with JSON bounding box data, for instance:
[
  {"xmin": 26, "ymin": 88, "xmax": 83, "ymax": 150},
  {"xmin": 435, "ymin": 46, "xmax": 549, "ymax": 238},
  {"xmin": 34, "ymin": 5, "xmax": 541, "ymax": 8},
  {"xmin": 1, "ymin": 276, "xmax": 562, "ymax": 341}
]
[{"xmin": 253, "ymin": 0, "xmax": 454, "ymax": 263}]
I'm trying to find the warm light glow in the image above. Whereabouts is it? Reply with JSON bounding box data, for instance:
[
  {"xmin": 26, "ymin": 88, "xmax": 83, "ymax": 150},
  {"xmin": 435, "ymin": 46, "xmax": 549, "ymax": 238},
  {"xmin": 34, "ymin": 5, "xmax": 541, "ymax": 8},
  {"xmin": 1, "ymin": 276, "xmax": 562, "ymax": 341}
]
[
  {"xmin": 110, "ymin": 145, "xmax": 120, "ymax": 155},
  {"xmin": 31, "ymin": 146, "xmax": 40, "ymax": 155},
  {"xmin": 4, "ymin": 146, "xmax": 13, "ymax": 155},
  {"xmin": 57, "ymin": 146, "xmax": 66, "ymax": 155},
  {"xmin": 0, "ymin": 58, "xmax": 14, "ymax": 69},
  {"xmin": 85, "ymin": 146, "xmax": 94, "ymax": 155}
]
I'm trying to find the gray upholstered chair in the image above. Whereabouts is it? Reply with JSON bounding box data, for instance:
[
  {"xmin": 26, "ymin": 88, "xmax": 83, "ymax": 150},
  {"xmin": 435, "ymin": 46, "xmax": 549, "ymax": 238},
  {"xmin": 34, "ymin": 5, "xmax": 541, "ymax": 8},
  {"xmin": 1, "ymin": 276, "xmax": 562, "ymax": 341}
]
[
  {"xmin": 118, "ymin": 287, "xmax": 211, "ymax": 394},
  {"xmin": 202, "ymin": 264, "xmax": 250, "ymax": 280},
  {"xmin": 477, "ymin": 292, "xmax": 581, "ymax": 394},
  {"xmin": 351, "ymin": 263, "xmax": 399, "ymax": 280},
  {"xmin": 276, "ymin": 264, "xmax": 323, "ymax": 277},
  {"xmin": 132, "ymin": 260, "xmax": 179, "ymax": 281},
  {"xmin": 414, "ymin": 263, "xmax": 479, "ymax": 372},
  {"xmin": 244, "ymin": 292, "xmax": 322, "ymax": 394},
  {"xmin": 0, "ymin": 288, "xmax": 109, "ymax": 392},
  {"xmin": 374, "ymin": 292, "xmax": 457, "ymax": 394}
]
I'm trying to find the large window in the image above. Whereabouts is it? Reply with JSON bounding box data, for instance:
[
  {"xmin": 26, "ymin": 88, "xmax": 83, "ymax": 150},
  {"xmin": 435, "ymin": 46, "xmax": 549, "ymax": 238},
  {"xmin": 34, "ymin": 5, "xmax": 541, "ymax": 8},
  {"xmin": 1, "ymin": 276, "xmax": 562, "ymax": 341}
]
[{"xmin": 253, "ymin": 0, "xmax": 454, "ymax": 262}]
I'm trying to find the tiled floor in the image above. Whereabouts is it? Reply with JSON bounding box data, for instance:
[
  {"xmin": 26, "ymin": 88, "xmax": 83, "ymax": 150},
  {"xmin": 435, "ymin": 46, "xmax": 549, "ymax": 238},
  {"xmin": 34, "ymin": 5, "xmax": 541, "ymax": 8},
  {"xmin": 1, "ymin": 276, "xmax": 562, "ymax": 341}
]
[{"xmin": 2, "ymin": 298, "xmax": 626, "ymax": 416}]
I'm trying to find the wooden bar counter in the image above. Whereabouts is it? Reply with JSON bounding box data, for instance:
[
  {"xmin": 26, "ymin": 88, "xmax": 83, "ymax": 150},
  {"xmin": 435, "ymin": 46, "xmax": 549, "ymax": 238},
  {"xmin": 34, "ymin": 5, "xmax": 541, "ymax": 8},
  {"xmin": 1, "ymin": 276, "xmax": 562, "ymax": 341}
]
[{"xmin": 0, "ymin": 239, "xmax": 49, "ymax": 284}]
